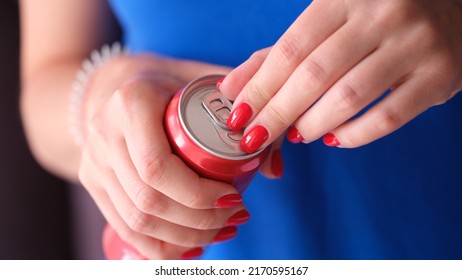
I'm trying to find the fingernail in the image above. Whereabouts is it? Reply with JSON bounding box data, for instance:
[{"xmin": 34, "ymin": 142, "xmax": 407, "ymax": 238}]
[
  {"xmin": 226, "ymin": 210, "xmax": 250, "ymax": 226},
  {"xmin": 227, "ymin": 103, "xmax": 253, "ymax": 131},
  {"xmin": 286, "ymin": 126, "xmax": 304, "ymax": 144},
  {"xmin": 216, "ymin": 77, "xmax": 225, "ymax": 91},
  {"xmin": 271, "ymin": 149, "xmax": 284, "ymax": 178},
  {"xmin": 180, "ymin": 247, "xmax": 204, "ymax": 260},
  {"xmin": 240, "ymin": 125, "xmax": 269, "ymax": 154},
  {"xmin": 214, "ymin": 193, "xmax": 242, "ymax": 208},
  {"xmin": 213, "ymin": 226, "xmax": 238, "ymax": 243},
  {"xmin": 323, "ymin": 133, "xmax": 340, "ymax": 147}
]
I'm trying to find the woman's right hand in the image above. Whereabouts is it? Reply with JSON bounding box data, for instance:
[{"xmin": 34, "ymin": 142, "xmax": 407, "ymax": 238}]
[{"xmin": 77, "ymin": 54, "xmax": 248, "ymax": 259}]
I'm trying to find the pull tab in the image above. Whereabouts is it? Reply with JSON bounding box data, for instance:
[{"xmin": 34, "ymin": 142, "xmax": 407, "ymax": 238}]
[
  {"xmin": 202, "ymin": 90, "xmax": 244, "ymax": 147},
  {"xmin": 202, "ymin": 91, "xmax": 233, "ymax": 129}
]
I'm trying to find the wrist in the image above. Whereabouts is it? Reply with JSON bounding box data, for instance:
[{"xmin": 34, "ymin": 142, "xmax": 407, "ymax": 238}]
[{"xmin": 69, "ymin": 43, "xmax": 128, "ymax": 146}]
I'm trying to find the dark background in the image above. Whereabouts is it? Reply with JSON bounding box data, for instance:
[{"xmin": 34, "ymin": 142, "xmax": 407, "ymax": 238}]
[{"xmin": 0, "ymin": 0, "xmax": 72, "ymax": 259}]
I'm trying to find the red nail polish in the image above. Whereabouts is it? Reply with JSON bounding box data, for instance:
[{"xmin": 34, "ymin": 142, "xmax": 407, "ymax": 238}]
[
  {"xmin": 286, "ymin": 126, "xmax": 303, "ymax": 144},
  {"xmin": 240, "ymin": 125, "xmax": 269, "ymax": 154},
  {"xmin": 180, "ymin": 247, "xmax": 204, "ymax": 260},
  {"xmin": 323, "ymin": 133, "xmax": 340, "ymax": 147},
  {"xmin": 227, "ymin": 103, "xmax": 252, "ymax": 131},
  {"xmin": 226, "ymin": 210, "xmax": 250, "ymax": 226},
  {"xmin": 216, "ymin": 77, "xmax": 224, "ymax": 91},
  {"xmin": 214, "ymin": 193, "xmax": 242, "ymax": 208},
  {"xmin": 213, "ymin": 226, "xmax": 238, "ymax": 243},
  {"xmin": 271, "ymin": 149, "xmax": 284, "ymax": 178}
]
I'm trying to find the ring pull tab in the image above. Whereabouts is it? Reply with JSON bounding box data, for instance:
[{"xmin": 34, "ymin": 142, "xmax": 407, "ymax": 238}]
[
  {"xmin": 202, "ymin": 90, "xmax": 244, "ymax": 147},
  {"xmin": 202, "ymin": 91, "xmax": 234, "ymax": 129}
]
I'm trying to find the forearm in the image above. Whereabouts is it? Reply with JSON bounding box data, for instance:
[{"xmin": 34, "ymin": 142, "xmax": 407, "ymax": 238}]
[
  {"xmin": 19, "ymin": 0, "xmax": 120, "ymax": 182},
  {"xmin": 21, "ymin": 61, "xmax": 82, "ymax": 181}
]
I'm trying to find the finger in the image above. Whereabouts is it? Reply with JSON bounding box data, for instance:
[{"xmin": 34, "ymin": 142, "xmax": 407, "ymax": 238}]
[
  {"xmin": 82, "ymin": 147, "xmax": 234, "ymax": 248},
  {"xmin": 294, "ymin": 40, "xmax": 416, "ymax": 143},
  {"xmin": 219, "ymin": 47, "xmax": 271, "ymax": 101},
  {"xmin": 259, "ymin": 135, "xmax": 284, "ymax": 179},
  {"xmin": 104, "ymin": 165, "xmax": 231, "ymax": 248},
  {"xmin": 114, "ymin": 79, "xmax": 242, "ymax": 209},
  {"xmin": 78, "ymin": 152, "xmax": 188, "ymax": 260},
  {"xmin": 102, "ymin": 224, "xmax": 205, "ymax": 260},
  {"xmin": 327, "ymin": 70, "xmax": 448, "ymax": 148},
  {"xmin": 240, "ymin": 18, "xmax": 381, "ymax": 153},
  {"xmin": 227, "ymin": 1, "xmax": 348, "ymax": 131},
  {"xmin": 109, "ymin": 137, "xmax": 248, "ymax": 230}
]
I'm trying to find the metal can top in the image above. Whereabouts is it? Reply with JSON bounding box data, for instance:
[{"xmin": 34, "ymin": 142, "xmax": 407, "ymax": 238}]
[{"xmin": 178, "ymin": 75, "xmax": 263, "ymax": 160}]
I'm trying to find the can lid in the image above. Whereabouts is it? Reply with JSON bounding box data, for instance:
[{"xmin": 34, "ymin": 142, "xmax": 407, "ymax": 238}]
[{"xmin": 179, "ymin": 75, "xmax": 263, "ymax": 160}]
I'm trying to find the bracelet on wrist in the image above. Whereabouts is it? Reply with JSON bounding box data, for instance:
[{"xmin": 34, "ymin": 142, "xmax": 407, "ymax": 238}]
[{"xmin": 68, "ymin": 42, "xmax": 128, "ymax": 146}]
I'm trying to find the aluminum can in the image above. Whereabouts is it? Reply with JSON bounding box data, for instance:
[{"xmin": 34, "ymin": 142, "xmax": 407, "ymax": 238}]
[
  {"xmin": 103, "ymin": 75, "xmax": 270, "ymax": 259},
  {"xmin": 165, "ymin": 74, "xmax": 270, "ymax": 191}
]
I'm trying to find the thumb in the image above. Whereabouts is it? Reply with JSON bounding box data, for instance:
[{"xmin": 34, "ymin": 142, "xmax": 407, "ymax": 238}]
[{"xmin": 259, "ymin": 135, "xmax": 284, "ymax": 179}]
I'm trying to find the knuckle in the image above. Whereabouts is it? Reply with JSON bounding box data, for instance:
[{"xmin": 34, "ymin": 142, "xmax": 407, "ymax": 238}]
[
  {"xmin": 376, "ymin": 0, "xmax": 420, "ymax": 27},
  {"xmin": 134, "ymin": 186, "xmax": 164, "ymax": 215},
  {"xmin": 182, "ymin": 183, "xmax": 204, "ymax": 208},
  {"xmin": 113, "ymin": 80, "xmax": 149, "ymax": 113},
  {"xmin": 413, "ymin": 21, "xmax": 441, "ymax": 49},
  {"xmin": 195, "ymin": 213, "xmax": 218, "ymax": 230},
  {"xmin": 113, "ymin": 85, "xmax": 134, "ymax": 107},
  {"xmin": 138, "ymin": 154, "xmax": 168, "ymax": 187},
  {"xmin": 275, "ymin": 33, "xmax": 305, "ymax": 68},
  {"xmin": 376, "ymin": 108, "xmax": 403, "ymax": 134},
  {"xmin": 245, "ymin": 80, "xmax": 273, "ymax": 106},
  {"xmin": 127, "ymin": 209, "xmax": 151, "ymax": 233},
  {"xmin": 433, "ymin": 91, "xmax": 453, "ymax": 106},
  {"xmin": 250, "ymin": 48, "xmax": 269, "ymax": 61},
  {"xmin": 332, "ymin": 84, "xmax": 362, "ymax": 112},
  {"xmin": 265, "ymin": 103, "xmax": 292, "ymax": 126},
  {"xmin": 299, "ymin": 59, "xmax": 327, "ymax": 89}
]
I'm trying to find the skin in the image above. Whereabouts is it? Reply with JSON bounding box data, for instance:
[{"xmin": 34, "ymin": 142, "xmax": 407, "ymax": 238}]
[
  {"xmin": 220, "ymin": 0, "xmax": 462, "ymax": 149},
  {"xmin": 21, "ymin": 0, "xmax": 461, "ymax": 260},
  {"xmin": 20, "ymin": 0, "xmax": 277, "ymax": 259}
]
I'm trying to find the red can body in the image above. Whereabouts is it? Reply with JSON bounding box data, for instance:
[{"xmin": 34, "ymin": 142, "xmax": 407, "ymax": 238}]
[{"xmin": 103, "ymin": 75, "xmax": 269, "ymax": 259}]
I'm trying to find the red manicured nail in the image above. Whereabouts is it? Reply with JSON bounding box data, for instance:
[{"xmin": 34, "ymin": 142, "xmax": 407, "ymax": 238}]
[
  {"xmin": 271, "ymin": 149, "xmax": 284, "ymax": 178},
  {"xmin": 213, "ymin": 226, "xmax": 238, "ymax": 243},
  {"xmin": 240, "ymin": 125, "xmax": 269, "ymax": 154},
  {"xmin": 226, "ymin": 210, "xmax": 250, "ymax": 226},
  {"xmin": 227, "ymin": 103, "xmax": 252, "ymax": 131},
  {"xmin": 286, "ymin": 126, "xmax": 303, "ymax": 144},
  {"xmin": 323, "ymin": 133, "xmax": 340, "ymax": 147},
  {"xmin": 180, "ymin": 247, "xmax": 204, "ymax": 260},
  {"xmin": 216, "ymin": 77, "xmax": 224, "ymax": 91},
  {"xmin": 214, "ymin": 193, "xmax": 242, "ymax": 208}
]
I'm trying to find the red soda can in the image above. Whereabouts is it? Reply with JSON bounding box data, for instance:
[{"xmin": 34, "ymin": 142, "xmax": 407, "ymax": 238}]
[
  {"xmin": 102, "ymin": 224, "xmax": 146, "ymax": 260},
  {"xmin": 165, "ymin": 74, "xmax": 270, "ymax": 191},
  {"xmin": 103, "ymin": 75, "xmax": 270, "ymax": 259}
]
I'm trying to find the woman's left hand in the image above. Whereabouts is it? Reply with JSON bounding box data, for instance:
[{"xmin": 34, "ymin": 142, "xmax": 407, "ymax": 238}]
[{"xmin": 219, "ymin": 0, "xmax": 462, "ymax": 151}]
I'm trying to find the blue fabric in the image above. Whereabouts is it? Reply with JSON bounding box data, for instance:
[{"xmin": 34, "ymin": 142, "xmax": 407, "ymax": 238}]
[{"xmin": 109, "ymin": 0, "xmax": 462, "ymax": 259}]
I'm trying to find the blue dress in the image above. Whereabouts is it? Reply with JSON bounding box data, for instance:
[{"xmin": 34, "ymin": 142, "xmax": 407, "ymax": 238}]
[{"xmin": 109, "ymin": 0, "xmax": 462, "ymax": 259}]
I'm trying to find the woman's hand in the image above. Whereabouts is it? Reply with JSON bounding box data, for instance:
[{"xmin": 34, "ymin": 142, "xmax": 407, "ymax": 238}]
[
  {"xmin": 220, "ymin": 0, "xmax": 462, "ymax": 151},
  {"xmin": 78, "ymin": 54, "xmax": 249, "ymax": 259}
]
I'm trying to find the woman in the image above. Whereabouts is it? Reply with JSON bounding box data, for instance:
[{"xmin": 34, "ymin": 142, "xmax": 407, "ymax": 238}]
[{"xmin": 20, "ymin": 0, "xmax": 462, "ymax": 259}]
